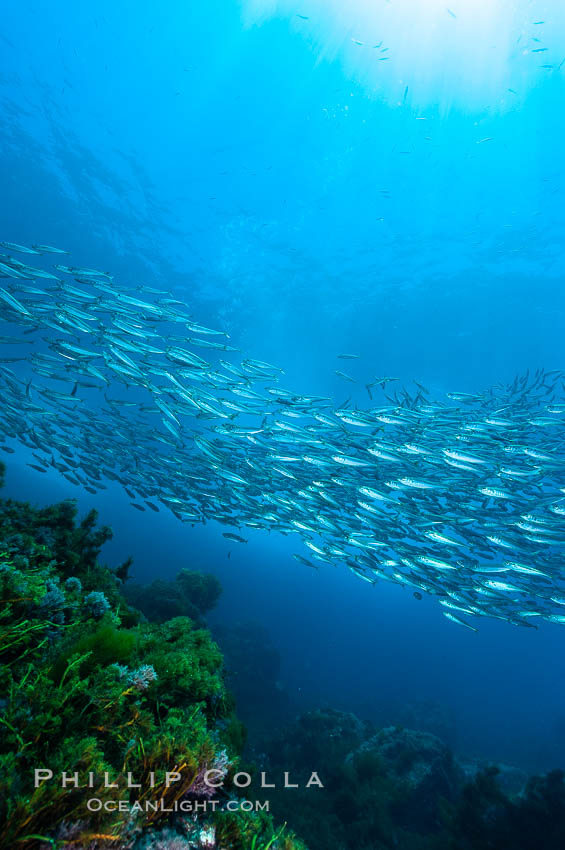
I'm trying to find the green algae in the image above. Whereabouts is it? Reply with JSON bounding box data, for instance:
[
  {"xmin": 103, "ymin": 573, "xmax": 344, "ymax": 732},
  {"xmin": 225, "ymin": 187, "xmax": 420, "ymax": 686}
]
[
  {"xmin": 124, "ymin": 569, "xmax": 222, "ymax": 626},
  {"xmin": 0, "ymin": 462, "xmax": 306, "ymax": 850}
]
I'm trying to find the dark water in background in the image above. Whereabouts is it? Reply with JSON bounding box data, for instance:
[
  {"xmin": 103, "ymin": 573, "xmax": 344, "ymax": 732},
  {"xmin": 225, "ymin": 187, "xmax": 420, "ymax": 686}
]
[{"xmin": 2, "ymin": 0, "xmax": 565, "ymax": 774}]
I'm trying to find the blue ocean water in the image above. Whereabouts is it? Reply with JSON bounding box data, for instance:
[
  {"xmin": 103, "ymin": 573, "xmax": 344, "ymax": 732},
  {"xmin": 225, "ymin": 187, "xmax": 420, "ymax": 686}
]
[{"xmin": 1, "ymin": 0, "xmax": 565, "ymax": 773}]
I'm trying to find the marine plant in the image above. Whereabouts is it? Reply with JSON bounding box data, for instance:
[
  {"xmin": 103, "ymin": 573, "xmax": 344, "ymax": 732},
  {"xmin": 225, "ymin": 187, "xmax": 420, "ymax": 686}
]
[
  {"xmin": 446, "ymin": 766, "xmax": 565, "ymax": 849},
  {"xmin": 0, "ymin": 468, "xmax": 306, "ymax": 850},
  {"xmin": 124, "ymin": 569, "xmax": 222, "ymax": 626}
]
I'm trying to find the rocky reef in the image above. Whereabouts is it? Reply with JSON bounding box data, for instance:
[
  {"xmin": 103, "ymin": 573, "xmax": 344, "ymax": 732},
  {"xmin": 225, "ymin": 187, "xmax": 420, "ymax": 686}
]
[
  {"xmin": 124, "ymin": 571, "xmax": 222, "ymax": 628},
  {"xmin": 0, "ymin": 462, "xmax": 305, "ymax": 850},
  {"xmin": 256, "ymin": 707, "xmax": 565, "ymax": 850}
]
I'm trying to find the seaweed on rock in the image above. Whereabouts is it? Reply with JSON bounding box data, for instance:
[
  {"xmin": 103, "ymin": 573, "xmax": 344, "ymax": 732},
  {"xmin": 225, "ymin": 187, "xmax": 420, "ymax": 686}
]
[
  {"xmin": 124, "ymin": 570, "xmax": 222, "ymax": 626},
  {"xmin": 257, "ymin": 708, "xmax": 565, "ymax": 850},
  {"xmin": 0, "ymin": 465, "xmax": 305, "ymax": 850},
  {"xmin": 449, "ymin": 766, "xmax": 565, "ymax": 850}
]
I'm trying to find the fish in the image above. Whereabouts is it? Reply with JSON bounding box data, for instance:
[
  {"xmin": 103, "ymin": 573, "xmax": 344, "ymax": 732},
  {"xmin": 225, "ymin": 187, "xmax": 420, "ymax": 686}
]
[
  {"xmin": 442, "ymin": 612, "xmax": 478, "ymax": 632},
  {"xmin": 0, "ymin": 241, "xmax": 41, "ymax": 254},
  {"xmin": 31, "ymin": 244, "xmax": 70, "ymax": 254},
  {"xmin": 2, "ymin": 244, "xmax": 565, "ymax": 632},
  {"xmin": 417, "ymin": 556, "xmax": 456, "ymax": 571},
  {"xmin": 223, "ymin": 532, "xmax": 248, "ymax": 543},
  {"xmin": 398, "ymin": 477, "xmax": 436, "ymax": 490},
  {"xmin": 424, "ymin": 531, "xmax": 462, "ymax": 547},
  {"xmin": 443, "ymin": 449, "xmax": 486, "ymax": 465},
  {"xmin": 0, "ymin": 288, "xmax": 32, "ymax": 317}
]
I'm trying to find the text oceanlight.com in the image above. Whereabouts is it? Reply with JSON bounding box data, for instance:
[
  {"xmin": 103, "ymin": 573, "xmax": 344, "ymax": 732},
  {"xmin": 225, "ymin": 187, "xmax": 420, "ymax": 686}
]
[{"xmin": 86, "ymin": 799, "xmax": 272, "ymax": 813}]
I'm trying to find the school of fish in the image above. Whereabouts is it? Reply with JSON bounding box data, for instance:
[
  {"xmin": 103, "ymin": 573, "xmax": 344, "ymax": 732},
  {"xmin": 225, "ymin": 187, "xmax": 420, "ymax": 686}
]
[{"xmin": 1, "ymin": 240, "xmax": 565, "ymax": 632}]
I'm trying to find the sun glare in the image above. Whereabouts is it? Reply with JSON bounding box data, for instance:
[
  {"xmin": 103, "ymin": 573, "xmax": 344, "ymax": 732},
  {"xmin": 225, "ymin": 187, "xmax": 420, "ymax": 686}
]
[{"xmin": 243, "ymin": 0, "xmax": 562, "ymax": 110}]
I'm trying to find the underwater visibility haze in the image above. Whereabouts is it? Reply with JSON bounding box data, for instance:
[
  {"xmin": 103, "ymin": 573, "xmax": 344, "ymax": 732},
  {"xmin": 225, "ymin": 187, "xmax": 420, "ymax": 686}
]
[{"xmin": 2, "ymin": 0, "xmax": 565, "ymax": 847}]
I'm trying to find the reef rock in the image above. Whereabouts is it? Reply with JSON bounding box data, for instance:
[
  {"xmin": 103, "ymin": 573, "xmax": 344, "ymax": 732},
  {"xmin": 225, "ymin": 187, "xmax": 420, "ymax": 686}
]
[
  {"xmin": 352, "ymin": 725, "xmax": 463, "ymax": 831},
  {"xmin": 459, "ymin": 758, "xmax": 529, "ymax": 797}
]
